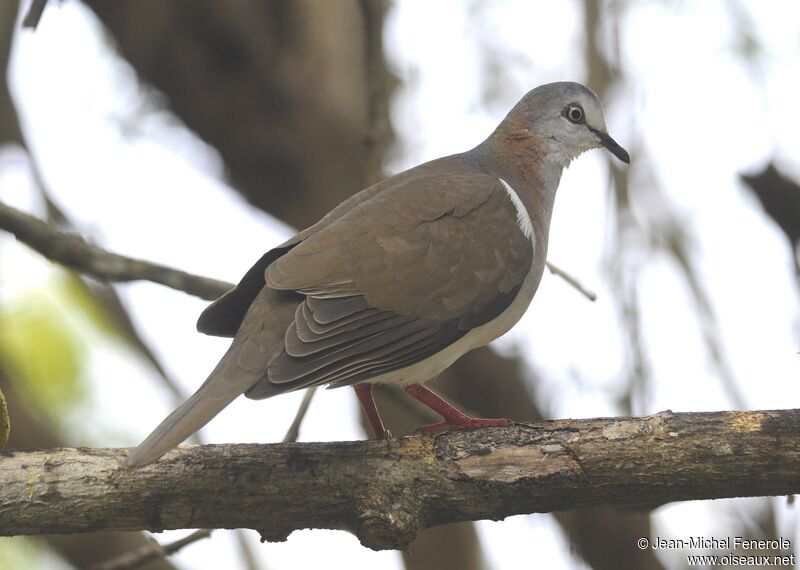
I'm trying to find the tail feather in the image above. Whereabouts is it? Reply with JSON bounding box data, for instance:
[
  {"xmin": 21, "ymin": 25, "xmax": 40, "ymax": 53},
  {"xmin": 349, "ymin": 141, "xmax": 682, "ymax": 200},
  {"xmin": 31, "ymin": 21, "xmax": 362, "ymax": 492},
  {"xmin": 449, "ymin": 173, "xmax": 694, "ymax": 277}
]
[
  {"xmin": 125, "ymin": 286, "xmax": 298, "ymax": 468},
  {"xmin": 125, "ymin": 348, "xmax": 260, "ymax": 468}
]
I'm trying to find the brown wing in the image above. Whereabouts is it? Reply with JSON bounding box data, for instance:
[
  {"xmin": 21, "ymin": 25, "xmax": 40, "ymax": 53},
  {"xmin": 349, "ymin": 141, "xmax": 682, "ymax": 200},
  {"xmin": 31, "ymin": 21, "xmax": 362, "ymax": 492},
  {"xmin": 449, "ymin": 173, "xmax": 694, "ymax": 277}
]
[{"xmin": 248, "ymin": 173, "xmax": 533, "ymax": 393}]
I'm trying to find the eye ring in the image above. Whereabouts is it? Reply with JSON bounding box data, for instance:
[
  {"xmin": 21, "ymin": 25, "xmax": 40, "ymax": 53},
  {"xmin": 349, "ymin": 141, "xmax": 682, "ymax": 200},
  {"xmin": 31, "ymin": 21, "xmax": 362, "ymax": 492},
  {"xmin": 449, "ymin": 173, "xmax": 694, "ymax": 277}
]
[{"xmin": 563, "ymin": 104, "xmax": 585, "ymax": 124}]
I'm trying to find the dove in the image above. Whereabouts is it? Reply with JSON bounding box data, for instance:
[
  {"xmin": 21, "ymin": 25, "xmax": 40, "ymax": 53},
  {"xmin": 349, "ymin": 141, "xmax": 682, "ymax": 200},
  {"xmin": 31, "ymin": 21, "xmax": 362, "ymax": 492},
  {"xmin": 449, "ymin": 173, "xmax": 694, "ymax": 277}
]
[{"xmin": 126, "ymin": 81, "xmax": 629, "ymax": 467}]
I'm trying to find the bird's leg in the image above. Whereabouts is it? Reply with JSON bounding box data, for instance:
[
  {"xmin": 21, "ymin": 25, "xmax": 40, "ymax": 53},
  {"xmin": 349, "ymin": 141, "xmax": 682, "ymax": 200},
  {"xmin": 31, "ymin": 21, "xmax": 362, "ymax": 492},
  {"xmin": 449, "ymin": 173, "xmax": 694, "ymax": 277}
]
[
  {"xmin": 404, "ymin": 383, "xmax": 510, "ymax": 433},
  {"xmin": 354, "ymin": 383, "xmax": 388, "ymax": 439}
]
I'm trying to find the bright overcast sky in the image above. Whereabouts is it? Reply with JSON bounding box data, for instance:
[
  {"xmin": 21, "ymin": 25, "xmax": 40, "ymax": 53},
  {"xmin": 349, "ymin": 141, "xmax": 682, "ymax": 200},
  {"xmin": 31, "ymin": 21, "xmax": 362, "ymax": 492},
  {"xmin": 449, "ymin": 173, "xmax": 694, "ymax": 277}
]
[{"xmin": 2, "ymin": 0, "xmax": 800, "ymax": 569}]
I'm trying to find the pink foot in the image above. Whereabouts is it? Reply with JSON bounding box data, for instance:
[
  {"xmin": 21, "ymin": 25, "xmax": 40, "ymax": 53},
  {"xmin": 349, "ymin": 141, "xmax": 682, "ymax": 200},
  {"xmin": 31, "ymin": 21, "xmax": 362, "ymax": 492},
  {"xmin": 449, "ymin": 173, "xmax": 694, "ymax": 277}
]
[
  {"xmin": 354, "ymin": 383, "xmax": 389, "ymax": 439},
  {"xmin": 404, "ymin": 383, "xmax": 511, "ymax": 434}
]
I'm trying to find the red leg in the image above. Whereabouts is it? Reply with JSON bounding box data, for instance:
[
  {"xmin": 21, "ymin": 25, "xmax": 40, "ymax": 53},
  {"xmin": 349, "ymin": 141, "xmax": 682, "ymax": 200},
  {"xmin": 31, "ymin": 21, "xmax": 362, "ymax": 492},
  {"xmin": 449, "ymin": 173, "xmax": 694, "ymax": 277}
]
[
  {"xmin": 354, "ymin": 383, "xmax": 388, "ymax": 439},
  {"xmin": 404, "ymin": 383, "xmax": 510, "ymax": 434}
]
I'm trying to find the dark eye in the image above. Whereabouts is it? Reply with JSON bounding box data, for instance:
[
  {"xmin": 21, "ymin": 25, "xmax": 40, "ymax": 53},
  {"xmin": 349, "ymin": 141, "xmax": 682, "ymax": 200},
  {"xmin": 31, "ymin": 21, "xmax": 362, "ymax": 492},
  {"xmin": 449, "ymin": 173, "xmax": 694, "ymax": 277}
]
[{"xmin": 564, "ymin": 104, "xmax": 584, "ymax": 124}]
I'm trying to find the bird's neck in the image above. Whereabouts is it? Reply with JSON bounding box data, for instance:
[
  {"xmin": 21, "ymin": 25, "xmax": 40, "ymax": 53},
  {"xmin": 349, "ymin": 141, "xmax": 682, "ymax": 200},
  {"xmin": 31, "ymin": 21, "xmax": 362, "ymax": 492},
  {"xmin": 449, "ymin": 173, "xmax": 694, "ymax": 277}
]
[{"xmin": 468, "ymin": 136, "xmax": 564, "ymax": 237}]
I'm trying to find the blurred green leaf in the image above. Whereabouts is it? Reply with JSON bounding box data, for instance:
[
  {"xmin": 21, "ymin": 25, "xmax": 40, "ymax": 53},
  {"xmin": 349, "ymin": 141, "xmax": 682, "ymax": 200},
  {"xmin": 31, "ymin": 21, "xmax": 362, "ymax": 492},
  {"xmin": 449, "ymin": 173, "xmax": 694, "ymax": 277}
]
[
  {"xmin": 0, "ymin": 280, "xmax": 87, "ymax": 421},
  {"xmin": 0, "ymin": 387, "xmax": 8, "ymax": 448},
  {"xmin": 0, "ymin": 536, "xmax": 69, "ymax": 570}
]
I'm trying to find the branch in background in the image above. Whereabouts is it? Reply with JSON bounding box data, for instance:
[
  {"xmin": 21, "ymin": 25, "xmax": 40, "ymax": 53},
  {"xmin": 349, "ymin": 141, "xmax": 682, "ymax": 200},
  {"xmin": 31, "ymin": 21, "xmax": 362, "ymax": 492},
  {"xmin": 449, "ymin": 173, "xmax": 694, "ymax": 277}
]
[
  {"xmin": 545, "ymin": 261, "xmax": 597, "ymax": 301},
  {"xmin": 741, "ymin": 162, "xmax": 800, "ymax": 277},
  {"xmin": 0, "ymin": 200, "xmax": 232, "ymax": 300},
  {"xmin": 90, "ymin": 530, "xmax": 212, "ymax": 570},
  {"xmin": 2, "ymin": 409, "xmax": 798, "ymax": 550},
  {"xmin": 282, "ymin": 386, "xmax": 317, "ymax": 443},
  {"xmin": 21, "ymin": 0, "xmax": 50, "ymax": 30},
  {"xmin": 0, "ymin": 387, "xmax": 8, "ymax": 448}
]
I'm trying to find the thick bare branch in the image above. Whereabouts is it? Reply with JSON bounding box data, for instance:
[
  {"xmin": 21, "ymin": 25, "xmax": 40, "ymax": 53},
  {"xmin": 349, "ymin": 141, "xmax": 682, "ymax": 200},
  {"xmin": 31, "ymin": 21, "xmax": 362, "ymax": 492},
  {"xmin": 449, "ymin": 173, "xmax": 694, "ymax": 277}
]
[
  {"xmin": 0, "ymin": 200, "xmax": 231, "ymax": 300},
  {"xmin": 1, "ymin": 409, "xmax": 797, "ymax": 551}
]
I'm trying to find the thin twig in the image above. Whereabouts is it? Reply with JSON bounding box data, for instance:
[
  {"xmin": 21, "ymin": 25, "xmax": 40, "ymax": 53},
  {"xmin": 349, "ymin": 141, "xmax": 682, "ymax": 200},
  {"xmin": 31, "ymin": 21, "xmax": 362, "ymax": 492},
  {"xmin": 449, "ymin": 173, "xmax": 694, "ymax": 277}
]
[
  {"xmin": 21, "ymin": 0, "xmax": 50, "ymax": 30},
  {"xmin": 0, "ymin": 387, "xmax": 8, "ymax": 448},
  {"xmin": 545, "ymin": 260, "xmax": 597, "ymax": 301},
  {"xmin": 232, "ymin": 529, "xmax": 261, "ymax": 570},
  {"xmin": 282, "ymin": 386, "xmax": 317, "ymax": 443},
  {"xmin": 90, "ymin": 529, "xmax": 212, "ymax": 570},
  {"xmin": 0, "ymin": 200, "xmax": 232, "ymax": 300}
]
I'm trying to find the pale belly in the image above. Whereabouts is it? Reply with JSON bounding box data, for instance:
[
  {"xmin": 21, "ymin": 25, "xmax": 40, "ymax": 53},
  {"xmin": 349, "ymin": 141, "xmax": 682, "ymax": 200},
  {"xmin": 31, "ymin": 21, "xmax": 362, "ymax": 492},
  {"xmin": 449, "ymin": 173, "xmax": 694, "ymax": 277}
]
[{"xmin": 368, "ymin": 258, "xmax": 543, "ymax": 386}]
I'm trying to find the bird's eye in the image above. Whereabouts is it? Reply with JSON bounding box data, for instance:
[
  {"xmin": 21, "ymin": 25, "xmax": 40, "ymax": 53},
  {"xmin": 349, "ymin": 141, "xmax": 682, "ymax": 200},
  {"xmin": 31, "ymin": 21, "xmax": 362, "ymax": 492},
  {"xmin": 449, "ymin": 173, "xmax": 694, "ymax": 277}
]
[{"xmin": 564, "ymin": 104, "xmax": 584, "ymax": 124}]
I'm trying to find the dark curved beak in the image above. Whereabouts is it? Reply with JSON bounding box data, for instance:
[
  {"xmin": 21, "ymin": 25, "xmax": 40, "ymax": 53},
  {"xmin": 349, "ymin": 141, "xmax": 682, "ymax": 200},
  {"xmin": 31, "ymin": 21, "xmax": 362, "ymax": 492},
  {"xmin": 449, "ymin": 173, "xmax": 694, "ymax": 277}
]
[{"xmin": 590, "ymin": 127, "xmax": 630, "ymax": 164}]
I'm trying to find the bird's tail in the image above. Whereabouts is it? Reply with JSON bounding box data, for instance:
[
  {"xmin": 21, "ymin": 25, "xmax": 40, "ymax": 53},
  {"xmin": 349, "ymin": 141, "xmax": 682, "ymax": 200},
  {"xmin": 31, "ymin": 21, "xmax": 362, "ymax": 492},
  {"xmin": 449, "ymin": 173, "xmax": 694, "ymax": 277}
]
[{"xmin": 124, "ymin": 345, "xmax": 260, "ymax": 468}]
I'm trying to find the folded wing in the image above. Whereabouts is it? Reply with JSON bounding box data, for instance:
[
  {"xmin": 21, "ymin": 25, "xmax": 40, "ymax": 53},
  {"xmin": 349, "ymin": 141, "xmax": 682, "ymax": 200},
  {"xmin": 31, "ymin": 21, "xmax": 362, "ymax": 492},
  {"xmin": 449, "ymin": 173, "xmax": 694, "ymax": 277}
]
[{"xmin": 245, "ymin": 173, "xmax": 533, "ymax": 397}]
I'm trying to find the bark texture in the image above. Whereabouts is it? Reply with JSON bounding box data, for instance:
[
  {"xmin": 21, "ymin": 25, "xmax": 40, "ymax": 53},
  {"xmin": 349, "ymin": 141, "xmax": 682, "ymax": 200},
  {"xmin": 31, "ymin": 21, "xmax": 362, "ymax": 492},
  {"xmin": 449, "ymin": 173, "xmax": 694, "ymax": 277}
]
[{"xmin": 2, "ymin": 409, "xmax": 798, "ymax": 551}]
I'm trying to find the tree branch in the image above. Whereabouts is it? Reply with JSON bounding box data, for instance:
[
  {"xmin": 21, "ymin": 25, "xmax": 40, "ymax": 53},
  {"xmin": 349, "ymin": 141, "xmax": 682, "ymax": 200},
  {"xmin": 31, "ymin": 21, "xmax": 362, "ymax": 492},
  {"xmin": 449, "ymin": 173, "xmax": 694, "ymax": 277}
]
[
  {"xmin": 282, "ymin": 386, "xmax": 317, "ymax": 443},
  {"xmin": 0, "ymin": 387, "xmax": 8, "ymax": 448},
  {"xmin": 90, "ymin": 530, "xmax": 212, "ymax": 570},
  {"xmin": 545, "ymin": 260, "xmax": 597, "ymax": 301},
  {"xmin": 0, "ymin": 200, "xmax": 231, "ymax": 300},
  {"xmin": 1, "ymin": 409, "xmax": 797, "ymax": 550},
  {"xmin": 21, "ymin": 0, "xmax": 50, "ymax": 30}
]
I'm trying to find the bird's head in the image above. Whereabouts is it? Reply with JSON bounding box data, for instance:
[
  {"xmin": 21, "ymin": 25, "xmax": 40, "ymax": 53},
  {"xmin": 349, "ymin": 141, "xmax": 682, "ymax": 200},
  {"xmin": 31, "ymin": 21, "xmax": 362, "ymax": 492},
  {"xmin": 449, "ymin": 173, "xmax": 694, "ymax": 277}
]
[{"xmin": 500, "ymin": 81, "xmax": 630, "ymax": 167}]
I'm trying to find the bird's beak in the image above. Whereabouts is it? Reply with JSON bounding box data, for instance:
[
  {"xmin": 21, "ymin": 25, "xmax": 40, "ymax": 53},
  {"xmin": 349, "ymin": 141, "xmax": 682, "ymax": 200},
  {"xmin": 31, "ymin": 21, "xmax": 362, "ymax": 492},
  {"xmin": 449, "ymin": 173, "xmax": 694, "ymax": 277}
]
[{"xmin": 590, "ymin": 127, "xmax": 630, "ymax": 164}]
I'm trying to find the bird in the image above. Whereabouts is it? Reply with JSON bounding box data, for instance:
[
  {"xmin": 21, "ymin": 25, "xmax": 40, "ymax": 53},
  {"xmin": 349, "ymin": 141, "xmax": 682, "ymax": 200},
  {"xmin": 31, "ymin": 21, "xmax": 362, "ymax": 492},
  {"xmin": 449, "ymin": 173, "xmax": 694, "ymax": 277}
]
[{"xmin": 126, "ymin": 81, "xmax": 629, "ymax": 468}]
